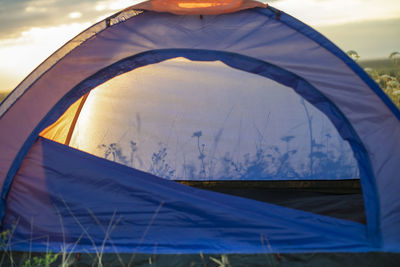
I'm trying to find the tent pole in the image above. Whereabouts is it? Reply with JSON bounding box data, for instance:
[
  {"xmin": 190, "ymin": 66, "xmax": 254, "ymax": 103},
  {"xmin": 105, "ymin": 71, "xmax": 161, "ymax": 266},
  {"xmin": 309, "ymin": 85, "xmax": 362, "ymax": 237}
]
[{"xmin": 65, "ymin": 92, "xmax": 90, "ymax": 146}]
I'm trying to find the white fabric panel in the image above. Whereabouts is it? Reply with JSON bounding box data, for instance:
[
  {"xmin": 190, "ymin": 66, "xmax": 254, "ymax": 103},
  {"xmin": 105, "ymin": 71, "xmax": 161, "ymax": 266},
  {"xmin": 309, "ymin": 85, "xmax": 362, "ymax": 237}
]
[{"xmin": 69, "ymin": 58, "xmax": 358, "ymax": 180}]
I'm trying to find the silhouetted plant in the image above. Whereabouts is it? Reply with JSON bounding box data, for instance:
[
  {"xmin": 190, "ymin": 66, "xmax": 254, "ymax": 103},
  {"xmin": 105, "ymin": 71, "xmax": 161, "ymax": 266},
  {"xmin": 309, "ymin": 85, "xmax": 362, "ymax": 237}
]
[
  {"xmin": 99, "ymin": 143, "xmax": 128, "ymax": 165},
  {"xmin": 309, "ymin": 136, "xmax": 358, "ymax": 179},
  {"xmin": 129, "ymin": 141, "xmax": 144, "ymax": 168},
  {"xmin": 300, "ymin": 98, "xmax": 315, "ymax": 176},
  {"xmin": 183, "ymin": 163, "xmax": 196, "ymax": 180},
  {"xmin": 97, "ymin": 96, "xmax": 360, "ymax": 181},
  {"xmin": 192, "ymin": 131, "xmax": 207, "ymax": 179},
  {"xmin": 148, "ymin": 144, "xmax": 175, "ymax": 179}
]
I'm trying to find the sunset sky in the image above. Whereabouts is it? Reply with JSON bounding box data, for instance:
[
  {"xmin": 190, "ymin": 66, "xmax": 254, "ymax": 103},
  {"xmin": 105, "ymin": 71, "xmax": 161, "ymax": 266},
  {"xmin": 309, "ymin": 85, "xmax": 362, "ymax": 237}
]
[{"xmin": 0, "ymin": 0, "xmax": 399, "ymax": 93}]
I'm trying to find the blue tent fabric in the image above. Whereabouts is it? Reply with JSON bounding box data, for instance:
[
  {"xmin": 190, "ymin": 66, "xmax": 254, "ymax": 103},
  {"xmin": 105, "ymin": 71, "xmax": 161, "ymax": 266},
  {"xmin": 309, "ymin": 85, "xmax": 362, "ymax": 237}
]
[
  {"xmin": 5, "ymin": 48, "xmax": 380, "ymax": 251},
  {"xmin": 4, "ymin": 137, "xmax": 370, "ymax": 253},
  {"xmin": 0, "ymin": 3, "xmax": 399, "ymax": 253}
]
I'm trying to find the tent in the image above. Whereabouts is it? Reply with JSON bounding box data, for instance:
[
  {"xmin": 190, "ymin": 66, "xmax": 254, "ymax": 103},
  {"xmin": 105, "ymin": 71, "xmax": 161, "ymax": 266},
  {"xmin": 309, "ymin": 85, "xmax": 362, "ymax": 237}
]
[{"xmin": 0, "ymin": 0, "xmax": 400, "ymax": 259}]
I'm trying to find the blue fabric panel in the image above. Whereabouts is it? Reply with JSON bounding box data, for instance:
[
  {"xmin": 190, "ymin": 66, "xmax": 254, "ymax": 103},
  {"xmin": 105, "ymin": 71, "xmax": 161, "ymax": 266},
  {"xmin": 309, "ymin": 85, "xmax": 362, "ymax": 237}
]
[{"xmin": 3, "ymin": 137, "xmax": 370, "ymax": 253}]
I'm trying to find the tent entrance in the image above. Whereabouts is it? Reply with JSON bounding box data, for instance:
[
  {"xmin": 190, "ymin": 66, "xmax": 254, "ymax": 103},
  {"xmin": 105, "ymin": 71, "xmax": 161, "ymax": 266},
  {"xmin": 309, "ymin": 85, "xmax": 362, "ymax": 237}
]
[{"xmin": 40, "ymin": 56, "xmax": 365, "ymax": 223}]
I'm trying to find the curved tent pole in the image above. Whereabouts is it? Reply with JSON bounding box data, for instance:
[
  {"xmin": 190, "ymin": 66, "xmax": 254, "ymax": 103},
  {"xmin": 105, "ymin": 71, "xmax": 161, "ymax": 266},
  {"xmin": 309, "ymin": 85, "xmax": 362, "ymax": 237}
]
[{"xmin": 65, "ymin": 92, "xmax": 89, "ymax": 146}]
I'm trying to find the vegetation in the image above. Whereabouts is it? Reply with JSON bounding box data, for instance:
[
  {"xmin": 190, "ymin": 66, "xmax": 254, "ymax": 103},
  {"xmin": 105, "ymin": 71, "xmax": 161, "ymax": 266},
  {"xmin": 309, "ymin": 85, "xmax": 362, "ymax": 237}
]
[
  {"xmin": 357, "ymin": 52, "xmax": 400, "ymax": 108},
  {"xmin": 22, "ymin": 253, "xmax": 58, "ymax": 267}
]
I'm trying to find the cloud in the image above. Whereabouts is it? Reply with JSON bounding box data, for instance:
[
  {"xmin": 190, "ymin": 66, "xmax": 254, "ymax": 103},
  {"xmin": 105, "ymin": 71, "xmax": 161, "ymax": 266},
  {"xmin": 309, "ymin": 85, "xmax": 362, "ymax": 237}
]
[
  {"xmin": 69, "ymin": 12, "xmax": 83, "ymax": 19},
  {"xmin": 95, "ymin": 0, "xmax": 142, "ymax": 11},
  {"xmin": 3, "ymin": 0, "xmax": 398, "ymax": 40},
  {"xmin": 0, "ymin": 0, "xmax": 142, "ymax": 40},
  {"xmin": 2, "ymin": 0, "xmax": 400, "ymax": 40},
  {"xmin": 0, "ymin": 22, "xmax": 92, "ymax": 91},
  {"xmin": 0, "ymin": 0, "xmax": 142, "ymax": 91},
  {"xmin": 272, "ymin": 0, "xmax": 400, "ymax": 25}
]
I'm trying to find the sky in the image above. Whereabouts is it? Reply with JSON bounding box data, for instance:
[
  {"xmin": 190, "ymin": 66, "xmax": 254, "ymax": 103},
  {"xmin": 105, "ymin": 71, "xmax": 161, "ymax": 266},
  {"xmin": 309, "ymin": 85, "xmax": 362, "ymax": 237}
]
[{"xmin": 0, "ymin": 0, "xmax": 399, "ymax": 92}]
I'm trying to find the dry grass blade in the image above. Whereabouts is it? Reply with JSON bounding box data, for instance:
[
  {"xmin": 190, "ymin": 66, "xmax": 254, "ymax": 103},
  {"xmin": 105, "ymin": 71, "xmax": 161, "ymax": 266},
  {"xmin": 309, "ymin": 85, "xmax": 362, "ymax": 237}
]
[{"xmin": 128, "ymin": 201, "xmax": 164, "ymax": 267}]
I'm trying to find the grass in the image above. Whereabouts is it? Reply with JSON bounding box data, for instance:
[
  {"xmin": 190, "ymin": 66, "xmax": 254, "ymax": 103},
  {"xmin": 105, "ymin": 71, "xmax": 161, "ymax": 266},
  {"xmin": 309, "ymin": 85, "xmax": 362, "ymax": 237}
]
[
  {"xmin": 0, "ymin": 221, "xmax": 275, "ymax": 266},
  {"xmin": 0, "ymin": 251, "xmax": 280, "ymax": 267},
  {"xmin": 358, "ymin": 52, "xmax": 400, "ymax": 108},
  {"xmin": 360, "ymin": 58, "xmax": 396, "ymax": 73}
]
